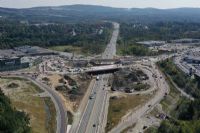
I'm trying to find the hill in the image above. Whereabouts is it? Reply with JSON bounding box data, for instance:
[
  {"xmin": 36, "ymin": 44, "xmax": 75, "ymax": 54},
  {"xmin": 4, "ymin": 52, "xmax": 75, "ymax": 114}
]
[{"xmin": 1, "ymin": 5, "xmax": 200, "ymax": 23}]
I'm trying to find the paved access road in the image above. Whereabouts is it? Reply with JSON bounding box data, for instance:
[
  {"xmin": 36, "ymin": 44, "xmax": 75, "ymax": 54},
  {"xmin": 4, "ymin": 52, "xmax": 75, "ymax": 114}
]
[
  {"xmin": 71, "ymin": 22, "xmax": 120, "ymax": 133},
  {"xmin": 29, "ymin": 77, "xmax": 67, "ymax": 133},
  {"xmin": 109, "ymin": 59, "xmax": 170, "ymax": 133}
]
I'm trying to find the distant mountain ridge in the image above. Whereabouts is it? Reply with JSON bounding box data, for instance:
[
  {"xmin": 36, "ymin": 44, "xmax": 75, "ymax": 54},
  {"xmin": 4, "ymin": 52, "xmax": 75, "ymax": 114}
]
[{"xmin": 1, "ymin": 4, "xmax": 200, "ymax": 23}]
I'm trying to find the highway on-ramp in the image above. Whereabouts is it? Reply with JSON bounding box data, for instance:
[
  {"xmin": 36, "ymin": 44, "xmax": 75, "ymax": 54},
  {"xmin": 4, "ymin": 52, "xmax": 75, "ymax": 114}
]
[{"xmin": 109, "ymin": 59, "xmax": 170, "ymax": 133}]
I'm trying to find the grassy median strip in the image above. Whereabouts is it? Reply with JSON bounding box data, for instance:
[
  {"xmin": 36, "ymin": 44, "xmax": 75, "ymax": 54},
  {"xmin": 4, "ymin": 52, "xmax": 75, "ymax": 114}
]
[
  {"xmin": 160, "ymin": 74, "xmax": 181, "ymax": 114},
  {"xmin": 106, "ymin": 94, "xmax": 152, "ymax": 132},
  {"xmin": 67, "ymin": 111, "xmax": 74, "ymax": 125},
  {"xmin": 120, "ymin": 123, "xmax": 136, "ymax": 133},
  {"xmin": 44, "ymin": 97, "xmax": 57, "ymax": 133},
  {"xmin": 156, "ymin": 60, "xmax": 185, "ymax": 115},
  {"xmin": 158, "ymin": 58, "xmax": 200, "ymax": 98},
  {"xmin": 157, "ymin": 59, "xmax": 195, "ymax": 114}
]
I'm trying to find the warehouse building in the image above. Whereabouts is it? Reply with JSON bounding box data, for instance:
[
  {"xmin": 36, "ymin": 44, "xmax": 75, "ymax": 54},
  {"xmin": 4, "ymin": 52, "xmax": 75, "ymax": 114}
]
[{"xmin": 137, "ymin": 41, "xmax": 166, "ymax": 47}]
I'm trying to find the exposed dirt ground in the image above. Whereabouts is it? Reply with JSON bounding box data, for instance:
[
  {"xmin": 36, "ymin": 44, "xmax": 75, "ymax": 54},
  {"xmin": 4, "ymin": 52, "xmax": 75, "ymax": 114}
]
[
  {"xmin": 42, "ymin": 74, "xmax": 91, "ymax": 113},
  {"xmin": 111, "ymin": 68, "xmax": 149, "ymax": 93}
]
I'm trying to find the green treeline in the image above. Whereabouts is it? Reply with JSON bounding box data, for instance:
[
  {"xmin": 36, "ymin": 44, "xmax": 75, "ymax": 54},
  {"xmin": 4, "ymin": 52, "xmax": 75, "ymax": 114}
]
[
  {"xmin": 120, "ymin": 22, "xmax": 200, "ymax": 41},
  {"xmin": 158, "ymin": 59, "xmax": 200, "ymax": 98},
  {"xmin": 0, "ymin": 89, "xmax": 31, "ymax": 133},
  {"xmin": 153, "ymin": 99, "xmax": 200, "ymax": 133},
  {"xmin": 118, "ymin": 22, "xmax": 200, "ymax": 56},
  {"xmin": 117, "ymin": 40, "xmax": 158, "ymax": 56},
  {"xmin": 0, "ymin": 20, "xmax": 112, "ymax": 54},
  {"xmin": 148, "ymin": 59, "xmax": 200, "ymax": 133}
]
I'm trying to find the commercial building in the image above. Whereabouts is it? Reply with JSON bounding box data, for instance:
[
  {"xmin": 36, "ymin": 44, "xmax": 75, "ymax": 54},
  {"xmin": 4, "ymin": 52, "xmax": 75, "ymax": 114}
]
[
  {"xmin": 171, "ymin": 38, "xmax": 200, "ymax": 44},
  {"xmin": 0, "ymin": 45, "xmax": 58, "ymax": 71},
  {"xmin": 0, "ymin": 46, "xmax": 57, "ymax": 58},
  {"xmin": 14, "ymin": 46, "xmax": 57, "ymax": 56},
  {"xmin": 0, "ymin": 57, "xmax": 29, "ymax": 71},
  {"xmin": 183, "ymin": 56, "xmax": 200, "ymax": 64},
  {"xmin": 137, "ymin": 41, "xmax": 166, "ymax": 47}
]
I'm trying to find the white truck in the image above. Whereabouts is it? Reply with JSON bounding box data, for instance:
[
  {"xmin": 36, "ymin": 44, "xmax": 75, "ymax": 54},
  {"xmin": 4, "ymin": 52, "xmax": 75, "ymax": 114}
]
[{"xmin": 96, "ymin": 76, "xmax": 100, "ymax": 80}]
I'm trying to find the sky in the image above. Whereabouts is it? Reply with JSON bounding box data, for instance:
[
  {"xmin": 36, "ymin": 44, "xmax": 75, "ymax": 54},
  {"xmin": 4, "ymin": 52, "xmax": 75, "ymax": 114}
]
[{"xmin": 0, "ymin": 0, "xmax": 200, "ymax": 9}]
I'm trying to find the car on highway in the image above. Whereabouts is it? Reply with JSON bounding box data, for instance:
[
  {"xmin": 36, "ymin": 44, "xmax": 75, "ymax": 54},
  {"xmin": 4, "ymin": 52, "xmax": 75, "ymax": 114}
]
[
  {"xmin": 89, "ymin": 95, "xmax": 94, "ymax": 99},
  {"xmin": 143, "ymin": 126, "xmax": 147, "ymax": 130}
]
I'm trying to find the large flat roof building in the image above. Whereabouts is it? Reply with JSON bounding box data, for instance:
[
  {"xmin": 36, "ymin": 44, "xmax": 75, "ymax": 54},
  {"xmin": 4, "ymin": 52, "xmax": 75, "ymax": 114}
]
[
  {"xmin": 0, "ymin": 57, "xmax": 29, "ymax": 71},
  {"xmin": 0, "ymin": 46, "xmax": 57, "ymax": 58},
  {"xmin": 171, "ymin": 38, "xmax": 200, "ymax": 44},
  {"xmin": 0, "ymin": 46, "xmax": 57, "ymax": 71},
  {"xmin": 137, "ymin": 41, "xmax": 166, "ymax": 47}
]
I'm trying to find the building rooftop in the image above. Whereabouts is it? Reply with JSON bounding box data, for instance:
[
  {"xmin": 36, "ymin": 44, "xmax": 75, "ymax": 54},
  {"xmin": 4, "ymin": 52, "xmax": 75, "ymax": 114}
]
[
  {"xmin": 137, "ymin": 40, "xmax": 165, "ymax": 46},
  {"xmin": 171, "ymin": 38, "xmax": 200, "ymax": 43},
  {"xmin": 0, "ymin": 46, "xmax": 56, "ymax": 58}
]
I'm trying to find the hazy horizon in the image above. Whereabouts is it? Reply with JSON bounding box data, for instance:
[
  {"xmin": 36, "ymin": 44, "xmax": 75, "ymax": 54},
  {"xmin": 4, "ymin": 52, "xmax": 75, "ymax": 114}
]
[{"xmin": 0, "ymin": 0, "xmax": 200, "ymax": 9}]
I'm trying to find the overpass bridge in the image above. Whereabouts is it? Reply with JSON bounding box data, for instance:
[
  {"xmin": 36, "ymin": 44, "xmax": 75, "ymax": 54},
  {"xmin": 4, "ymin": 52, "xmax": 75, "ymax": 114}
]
[
  {"xmin": 67, "ymin": 58, "xmax": 121, "ymax": 65},
  {"xmin": 85, "ymin": 64, "xmax": 122, "ymax": 75},
  {"xmin": 67, "ymin": 57, "xmax": 144, "ymax": 66},
  {"xmin": 43, "ymin": 64, "xmax": 125, "ymax": 75}
]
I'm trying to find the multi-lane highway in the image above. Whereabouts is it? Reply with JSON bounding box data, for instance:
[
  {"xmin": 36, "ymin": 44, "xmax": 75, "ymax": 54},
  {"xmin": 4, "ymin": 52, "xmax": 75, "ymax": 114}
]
[
  {"xmin": 70, "ymin": 22, "xmax": 120, "ymax": 133},
  {"xmin": 85, "ymin": 22, "xmax": 119, "ymax": 133}
]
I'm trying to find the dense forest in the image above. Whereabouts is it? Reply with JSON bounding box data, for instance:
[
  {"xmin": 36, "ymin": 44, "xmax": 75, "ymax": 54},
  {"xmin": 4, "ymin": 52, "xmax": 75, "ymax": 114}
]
[
  {"xmin": 118, "ymin": 22, "xmax": 200, "ymax": 56},
  {"xmin": 0, "ymin": 88, "xmax": 31, "ymax": 133},
  {"xmin": 0, "ymin": 19, "xmax": 112, "ymax": 54}
]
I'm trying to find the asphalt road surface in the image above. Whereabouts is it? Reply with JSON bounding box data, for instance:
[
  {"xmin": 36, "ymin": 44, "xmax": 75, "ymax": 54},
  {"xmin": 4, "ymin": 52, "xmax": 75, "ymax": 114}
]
[
  {"xmin": 72, "ymin": 22, "xmax": 120, "ymax": 133},
  {"xmin": 109, "ymin": 60, "xmax": 170, "ymax": 133}
]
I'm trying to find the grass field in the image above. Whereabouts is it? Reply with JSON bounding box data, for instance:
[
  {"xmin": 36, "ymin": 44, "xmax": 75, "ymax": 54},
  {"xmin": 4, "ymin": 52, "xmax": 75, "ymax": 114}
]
[
  {"xmin": 106, "ymin": 94, "xmax": 152, "ymax": 132},
  {"xmin": 0, "ymin": 77, "xmax": 56, "ymax": 133},
  {"xmin": 44, "ymin": 97, "xmax": 57, "ymax": 133}
]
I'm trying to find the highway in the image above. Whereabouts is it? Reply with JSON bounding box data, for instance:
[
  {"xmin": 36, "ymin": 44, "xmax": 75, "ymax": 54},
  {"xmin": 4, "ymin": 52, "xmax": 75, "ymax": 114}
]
[
  {"xmin": 71, "ymin": 22, "xmax": 120, "ymax": 133},
  {"xmin": 0, "ymin": 73, "xmax": 67, "ymax": 133},
  {"xmin": 109, "ymin": 59, "xmax": 170, "ymax": 133},
  {"xmin": 29, "ymin": 77, "xmax": 67, "ymax": 133}
]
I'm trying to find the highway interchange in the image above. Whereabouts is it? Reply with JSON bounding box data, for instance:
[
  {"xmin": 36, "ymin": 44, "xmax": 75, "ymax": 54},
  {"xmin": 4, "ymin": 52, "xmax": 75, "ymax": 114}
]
[{"xmin": 1, "ymin": 21, "xmax": 200, "ymax": 133}]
